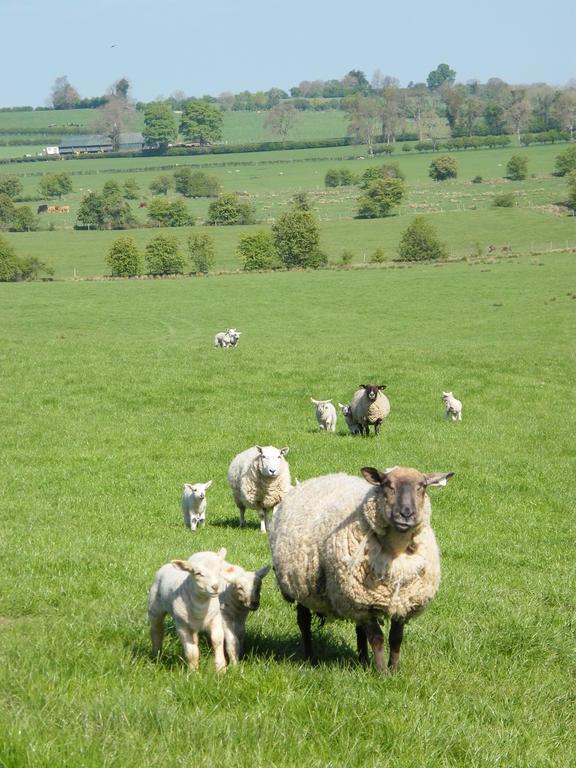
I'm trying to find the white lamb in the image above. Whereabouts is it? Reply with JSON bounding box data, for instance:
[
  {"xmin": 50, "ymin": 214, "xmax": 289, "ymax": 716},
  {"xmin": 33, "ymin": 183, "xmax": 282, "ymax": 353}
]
[
  {"xmin": 147, "ymin": 548, "xmax": 227, "ymax": 672},
  {"xmin": 442, "ymin": 391, "xmax": 463, "ymax": 421},
  {"xmin": 228, "ymin": 445, "xmax": 291, "ymax": 533},
  {"xmin": 214, "ymin": 328, "xmax": 242, "ymax": 349},
  {"xmin": 181, "ymin": 481, "xmax": 212, "ymax": 531},
  {"xmin": 310, "ymin": 398, "xmax": 337, "ymax": 432},
  {"xmin": 219, "ymin": 561, "xmax": 271, "ymax": 663},
  {"xmin": 269, "ymin": 466, "xmax": 453, "ymax": 672},
  {"xmin": 338, "ymin": 402, "xmax": 361, "ymax": 435}
]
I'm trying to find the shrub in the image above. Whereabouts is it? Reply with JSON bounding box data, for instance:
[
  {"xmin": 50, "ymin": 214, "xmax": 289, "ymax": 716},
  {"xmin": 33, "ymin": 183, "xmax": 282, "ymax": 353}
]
[
  {"xmin": 554, "ymin": 145, "xmax": 576, "ymax": 176},
  {"xmin": 173, "ymin": 168, "xmax": 221, "ymax": 198},
  {"xmin": 106, "ymin": 236, "xmax": 142, "ymax": 277},
  {"xmin": 357, "ymin": 177, "xmax": 406, "ymax": 219},
  {"xmin": 324, "ymin": 169, "xmax": 340, "ymax": 188},
  {"xmin": 506, "ymin": 155, "xmax": 528, "ymax": 181},
  {"xmin": 236, "ymin": 230, "xmax": 279, "ymax": 270},
  {"xmin": 429, "ymin": 155, "xmax": 458, "ymax": 181},
  {"xmin": 492, "ymin": 192, "xmax": 515, "ymax": 208},
  {"xmin": 567, "ymin": 170, "xmax": 576, "ymax": 212},
  {"xmin": 145, "ymin": 233, "xmax": 185, "ymax": 274},
  {"xmin": 0, "ymin": 235, "xmax": 22, "ymax": 281},
  {"xmin": 147, "ymin": 198, "xmax": 190, "ymax": 227},
  {"xmin": 187, "ymin": 232, "xmax": 216, "ymax": 273},
  {"xmin": 272, "ymin": 207, "xmax": 323, "ymax": 268},
  {"xmin": 149, "ymin": 174, "xmax": 172, "ymax": 195},
  {"xmin": 370, "ymin": 247, "xmax": 387, "ymax": 263},
  {"xmin": 339, "ymin": 249, "xmax": 354, "ymax": 265},
  {"xmin": 0, "ymin": 175, "xmax": 23, "ymax": 199},
  {"xmin": 360, "ymin": 163, "xmax": 405, "ymax": 188},
  {"xmin": 472, "ymin": 175, "xmax": 483, "ymax": 184},
  {"xmin": 397, "ymin": 217, "xmax": 448, "ymax": 262},
  {"xmin": 402, "ymin": 143, "xmax": 412, "ymax": 152},
  {"xmin": 123, "ymin": 177, "xmax": 140, "ymax": 200},
  {"xmin": 207, "ymin": 193, "xmax": 255, "ymax": 225}
]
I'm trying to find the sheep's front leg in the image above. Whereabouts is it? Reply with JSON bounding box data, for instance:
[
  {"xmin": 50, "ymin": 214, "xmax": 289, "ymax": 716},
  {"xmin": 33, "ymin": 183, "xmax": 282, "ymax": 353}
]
[
  {"xmin": 209, "ymin": 620, "xmax": 227, "ymax": 673},
  {"xmin": 259, "ymin": 509, "xmax": 269, "ymax": 533},
  {"xmin": 374, "ymin": 419, "xmax": 382, "ymax": 436},
  {"xmin": 356, "ymin": 625, "xmax": 370, "ymax": 666},
  {"xmin": 387, "ymin": 619, "xmax": 404, "ymax": 673},
  {"xmin": 297, "ymin": 603, "xmax": 316, "ymax": 663},
  {"xmin": 365, "ymin": 620, "xmax": 386, "ymax": 670},
  {"xmin": 238, "ymin": 504, "xmax": 246, "ymax": 528},
  {"xmin": 176, "ymin": 624, "xmax": 200, "ymax": 670}
]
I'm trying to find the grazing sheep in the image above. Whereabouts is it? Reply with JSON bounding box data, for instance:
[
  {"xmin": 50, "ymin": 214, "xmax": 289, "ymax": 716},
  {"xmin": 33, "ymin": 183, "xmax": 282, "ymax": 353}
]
[
  {"xmin": 269, "ymin": 466, "xmax": 453, "ymax": 672},
  {"xmin": 148, "ymin": 548, "xmax": 227, "ymax": 672},
  {"xmin": 214, "ymin": 328, "xmax": 242, "ymax": 349},
  {"xmin": 181, "ymin": 481, "xmax": 212, "ymax": 531},
  {"xmin": 228, "ymin": 445, "xmax": 291, "ymax": 533},
  {"xmin": 310, "ymin": 398, "xmax": 337, "ymax": 432},
  {"xmin": 219, "ymin": 561, "xmax": 271, "ymax": 663},
  {"xmin": 338, "ymin": 402, "xmax": 361, "ymax": 435},
  {"xmin": 350, "ymin": 384, "xmax": 390, "ymax": 436},
  {"xmin": 442, "ymin": 391, "xmax": 462, "ymax": 421}
]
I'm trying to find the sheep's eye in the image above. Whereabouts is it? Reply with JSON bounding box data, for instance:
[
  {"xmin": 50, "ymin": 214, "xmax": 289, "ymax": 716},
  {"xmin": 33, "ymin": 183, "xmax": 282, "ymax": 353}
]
[{"xmin": 237, "ymin": 586, "xmax": 244, "ymax": 594}]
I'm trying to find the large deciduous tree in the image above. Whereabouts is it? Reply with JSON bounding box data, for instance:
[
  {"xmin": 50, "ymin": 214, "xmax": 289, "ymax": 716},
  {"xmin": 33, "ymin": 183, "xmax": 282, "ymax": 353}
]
[
  {"xmin": 179, "ymin": 100, "xmax": 223, "ymax": 145},
  {"xmin": 426, "ymin": 63, "xmax": 456, "ymax": 91},
  {"xmin": 50, "ymin": 76, "xmax": 80, "ymax": 109},
  {"xmin": 106, "ymin": 236, "xmax": 142, "ymax": 277},
  {"xmin": 264, "ymin": 103, "xmax": 301, "ymax": 145},
  {"xmin": 552, "ymin": 88, "xmax": 576, "ymax": 142},
  {"xmin": 397, "ymin": 217, "xmax": 447, "ymax": 261},
  {"xmin": 272, "ymin": 200, "xmax": 325, "ymax": 268},
  {"xmin": 342, "ymin": 94, "xmax": 383, "ymax": 157},
  {"xmin": 143, "ymin": 103, "xmax": 177, "ymax": 151},
  {"xmin": 357, "ymin": 177, "xmax": 406, "ymax": 219}
]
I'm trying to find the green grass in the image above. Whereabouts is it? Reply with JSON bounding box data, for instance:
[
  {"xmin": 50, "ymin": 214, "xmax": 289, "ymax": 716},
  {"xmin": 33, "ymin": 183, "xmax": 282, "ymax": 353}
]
[{"xmin": 1, "ymin": 256, "xmax": 575, "ymax": 766}]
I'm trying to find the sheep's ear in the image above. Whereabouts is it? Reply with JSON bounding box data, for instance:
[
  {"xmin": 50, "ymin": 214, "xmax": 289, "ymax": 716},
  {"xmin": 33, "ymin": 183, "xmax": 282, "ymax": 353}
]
[
  {"xmin": 184, "ymin": 483, "xmax": 193, "ymax": 492},
  {"xmin": 257, "ymin": 564, "xmax": 271, "ymax": 579},
  {"xmin": 217, "ymin": 547, "xmax": 227, "ymax": 561},
  {"xmin": 280, "ymin": 447, "xmax": 289, "ymax": 456},
  {"xmin": 361, "ymin": 467, "xmax": 387, "ymax": 486},
  {"xmin": 424, "ymin": 472, "xmax": 454, "ymax": 488},
  {"xmin": 360, "ymin": 384, "xmax": 367, "ymax": 389},
  {"xmin": 204, "ymin": 480, "xmax": 213, "ymax": 490},
  {"xmin": 256, "ymin": 445, "xmax": 263, "ymax": 455},
  {"xmin": 378, "ymin": 384, "xmax": 387, "ymax": 390},
  {"xmin": 311, "ymin": 398, "xmax": 319, "ymax": 404},
  {"xmin": 171, "ymin": 559, "xmax": 194, "ymax": 572}
]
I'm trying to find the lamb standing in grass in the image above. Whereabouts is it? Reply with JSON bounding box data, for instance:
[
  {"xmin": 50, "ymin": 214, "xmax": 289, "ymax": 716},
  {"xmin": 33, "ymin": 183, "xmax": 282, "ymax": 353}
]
[
  {"xmin": 181, "ymin": 481, "xmax": 212, "ymax": 531},
  {"xmin": 269, "ymin": 466, "xmax": 453, "ymax": 672},
  {"xmin": 148, "ymin": 548, "xmax": 227, "ymax": 672},
  {"xmin": 219, "ymin": 561, "xmax": 271, "ymax": 663},
  {"xmin": 228, "ymin": 445, "xmax": 291, "ymax": 533},
  {"xmin": 350, "ymin": 384, "xmax": 390, "ymax": 436},
  {"xmin": 338, "ymin": 402, "xmax": 361, "ymax": 435},
  {"xmin": 310, "ymin": 398, "xmax": 337, "ymax": 432},
  {"xmin": 214, "ymin": 328, "xmax": 241, "ymax": 349},
  {"xmin": 442, "ymin": 391, "xmax": 462, "ymax": 421}
]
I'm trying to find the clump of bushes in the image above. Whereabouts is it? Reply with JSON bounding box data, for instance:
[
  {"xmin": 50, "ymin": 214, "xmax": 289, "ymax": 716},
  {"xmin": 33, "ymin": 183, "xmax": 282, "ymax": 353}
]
[
  {"xmin": 506, "ymin": 155, "xmax": 528, "ymax": 181},
  {"xmin": 429, "ymin": 155, "xmax": 458, "ymax": 181},
  {"xmin": 324, "ymin": 168, "xmax": 356, "ymax": 187},
  {"xmin": 370, "ymin": 247, "xmax": 387, "ymax": 263},
  {"xmin": 396, "ymin": 217, "xmax": 447, "ymax": 262},
  {"xmin": 492, "ymin": 192, "xmax": 516, "ymax": 208}
]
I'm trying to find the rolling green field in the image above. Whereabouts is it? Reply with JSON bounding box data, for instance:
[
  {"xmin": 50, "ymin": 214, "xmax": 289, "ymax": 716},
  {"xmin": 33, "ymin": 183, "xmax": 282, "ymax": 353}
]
[
  {"xmin": 2, "ymin": 141, "xmax": 576, "ymax": 280},
  {"xmin": 1, "ymin": 255, "xmax": 575, "ymax": 766}
]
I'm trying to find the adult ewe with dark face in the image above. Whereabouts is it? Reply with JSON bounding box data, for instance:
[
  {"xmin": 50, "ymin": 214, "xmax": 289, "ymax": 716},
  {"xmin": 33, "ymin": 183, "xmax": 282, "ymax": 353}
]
[{"xmin": 269, "ymin": 466, "xmax": 453, "ymax": 672}]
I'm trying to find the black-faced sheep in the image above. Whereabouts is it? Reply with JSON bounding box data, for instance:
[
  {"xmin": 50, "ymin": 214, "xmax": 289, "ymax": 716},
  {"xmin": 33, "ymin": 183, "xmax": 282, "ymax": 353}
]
[
  {"xmin": 350, "ymin": 384, "xmax": 390, "ymax": 436},
  {"xmin": 269, "ymin": 466, "xmax": 453, "ymax": 672}
]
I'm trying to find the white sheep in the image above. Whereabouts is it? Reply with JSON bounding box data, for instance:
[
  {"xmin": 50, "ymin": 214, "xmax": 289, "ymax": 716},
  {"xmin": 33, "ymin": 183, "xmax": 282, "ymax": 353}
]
[
  {"xmin": 269, "ymin": 465, "xmax": 453, "ymax": 672},
  {"xmin": 310, "ymin": 398, "xmax": 337, "ymax": 432},
  {"xmin": 147, "ymin": 548, "xmax": 227, "ymax": 672},
  {"xmin": 181, "ymin": 481, "xmax": 212, "ymax": 531},
  {"xmin": 350, "ymin": 384, "xmax": 390, "ymax": 437},
  {"xmin": 338, "ymin": 402, "xmax": 361, "ymax": 435},
  {"xmin": 214, "ymin": 328, "xmax": 242, "ymax": 349},
  {"xmin": 219, "ymin": 561, "xmax": 271, "ymax": 663},
  {"xmin": 228, "ymin": 445, "xmax": 291, "ymax": 533},
  {"xmin": 442, "ymin": 391, "xmax": 462, "ymax": 421}
]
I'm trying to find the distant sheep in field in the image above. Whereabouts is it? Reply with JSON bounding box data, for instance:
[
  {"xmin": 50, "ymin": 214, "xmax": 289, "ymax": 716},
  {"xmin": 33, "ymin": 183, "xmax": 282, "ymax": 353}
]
[
  {"xmin": 269, "ymin": 465, "xmax": 454, "ymax": 672},
  {"xmin": 148, "ymin": 548, "xmax": 227, "ymax": 672},
  {"xmin": 350, "ymin": 384, "xmax": 390, "ymax": 436},
  {"xmin": 228, "ymin": 445, "xmax": 291, "ymax": 533},
  {"xmin": 214, "ymin": 328, "xmax": 242, "ymax": 349},
  {"xmin": 310, "ymin": 398, "xmax": 337, "ymax": 432},
  {"xmin": 442, "ymin": 391, "xmax": 462, "ymax": 421},
  {"xmin": 338, "ymin": 402, "xmax": 361, "ymax": 435},
  {"xmin": 182, "ymin": 481, "xmax": 212, "ymax": 531},
  {"xmin": 219, "ymin": 560, "xmax": 271, "ymax": 663}
]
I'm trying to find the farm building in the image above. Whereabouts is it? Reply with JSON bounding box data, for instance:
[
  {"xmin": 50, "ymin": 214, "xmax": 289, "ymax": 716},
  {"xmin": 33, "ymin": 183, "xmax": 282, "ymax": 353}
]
[{"xmin": 58, "ymin": 132, "xmax": 146, "ymax": 155}]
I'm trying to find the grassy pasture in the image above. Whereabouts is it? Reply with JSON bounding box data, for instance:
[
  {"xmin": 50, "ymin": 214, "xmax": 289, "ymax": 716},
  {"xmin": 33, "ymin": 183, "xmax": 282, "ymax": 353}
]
[
  {"xmin": 1, "ymin": 256, "xmax": 575, "ymax": 766},
  {"xmin": 3, "ymin": 142, "xmax": 576, "ymax": 279}
]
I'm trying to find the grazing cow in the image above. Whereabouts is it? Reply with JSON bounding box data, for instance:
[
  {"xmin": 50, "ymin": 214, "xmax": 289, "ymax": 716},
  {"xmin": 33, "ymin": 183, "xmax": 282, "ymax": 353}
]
[
  {"xmin": 47, "ymin": 206, "xmax": 57, "ymax": 213},
  {"xmin": 58, "ymin": 205, "xmax": 70, "ymax": 213},
  {"xmin": 37, "ymin": 205, "xmax": 48, "ymax": 214}
]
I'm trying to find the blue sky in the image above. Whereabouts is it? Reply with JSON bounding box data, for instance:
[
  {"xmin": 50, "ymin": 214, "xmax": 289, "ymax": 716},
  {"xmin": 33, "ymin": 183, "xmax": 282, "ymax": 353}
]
[{"xmin": 2, "ymin": 0, "xmax": 575, "ymax": 107}]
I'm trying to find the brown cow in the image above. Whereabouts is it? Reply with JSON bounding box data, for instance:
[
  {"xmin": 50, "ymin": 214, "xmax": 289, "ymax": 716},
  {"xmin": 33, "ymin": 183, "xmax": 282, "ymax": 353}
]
[{"xmin": 58, "ymin": 205, "xmax": 70, "ymax": 213}]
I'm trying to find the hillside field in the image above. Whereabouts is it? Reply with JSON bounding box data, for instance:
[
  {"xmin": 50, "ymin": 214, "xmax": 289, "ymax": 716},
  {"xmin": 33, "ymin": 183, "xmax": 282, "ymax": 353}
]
[
  {"xmin": 2, "ymin": 141, "xmax": 576, "ymax": 278},
  {"xmin": 1, "ymin": 255, "xmax": 575, "ymax": 766}
]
